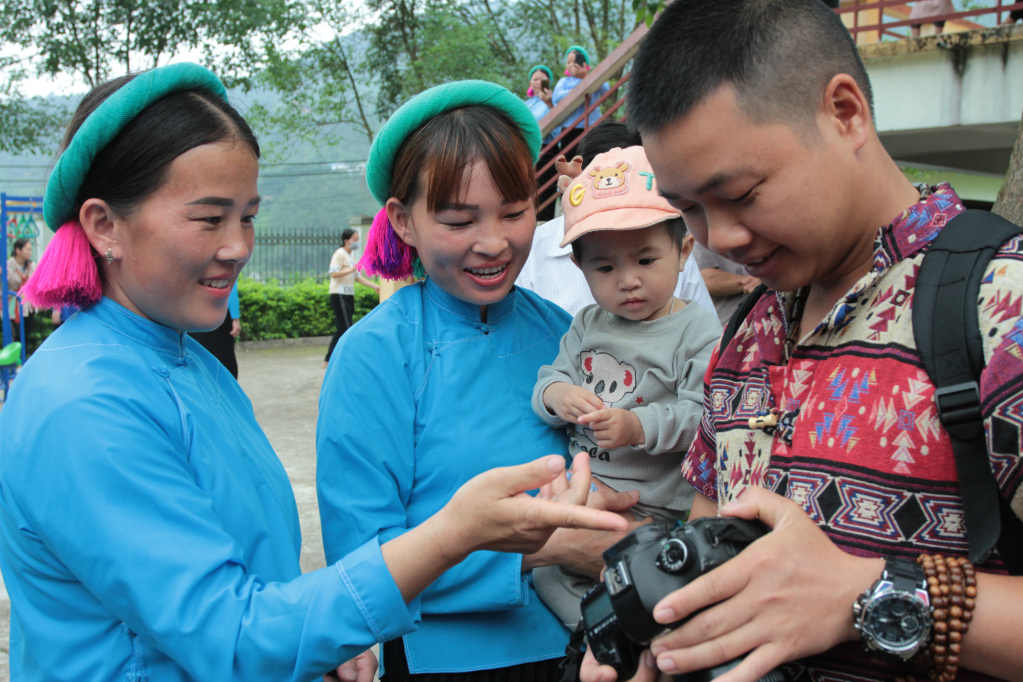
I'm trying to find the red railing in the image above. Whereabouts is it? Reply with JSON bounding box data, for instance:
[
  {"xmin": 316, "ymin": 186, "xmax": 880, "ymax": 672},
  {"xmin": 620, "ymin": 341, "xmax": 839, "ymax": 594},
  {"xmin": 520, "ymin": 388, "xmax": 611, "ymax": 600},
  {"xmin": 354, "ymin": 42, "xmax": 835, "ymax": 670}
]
[
  {"xmin": 837, "ymin": 0, "xmax": 1023, "ymax": 43},
  {"xmin": 533, "ymin": 1, "xmax": 1023, "ymax": 206}
]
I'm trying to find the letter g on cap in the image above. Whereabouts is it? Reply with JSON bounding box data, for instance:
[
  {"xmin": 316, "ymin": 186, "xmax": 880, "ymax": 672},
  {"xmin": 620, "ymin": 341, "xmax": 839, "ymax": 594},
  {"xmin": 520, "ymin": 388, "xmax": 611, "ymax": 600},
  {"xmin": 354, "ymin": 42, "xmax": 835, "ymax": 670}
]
[{"xmin": 569, "ymin": 183, "xmax": 586, "ymax": 207}]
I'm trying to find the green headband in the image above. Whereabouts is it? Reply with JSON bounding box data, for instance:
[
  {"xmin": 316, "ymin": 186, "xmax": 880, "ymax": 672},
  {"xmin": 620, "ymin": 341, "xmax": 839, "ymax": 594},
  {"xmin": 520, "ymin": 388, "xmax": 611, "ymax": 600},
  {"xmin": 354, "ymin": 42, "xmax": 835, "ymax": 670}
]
[
  {"xmin": 365, "ymin": 80, "xmax": 542, "ymax": 207},
  {"xmin": 564, "ymin": 45, "xmax": 591, "ymax": 66},
  {"xmin": 44, "ymin": 62, "xmax": 228, "ymax": 231},
  {"xmin": 529, "ymin": 65, "xmax": 554, "ymax": 83}
]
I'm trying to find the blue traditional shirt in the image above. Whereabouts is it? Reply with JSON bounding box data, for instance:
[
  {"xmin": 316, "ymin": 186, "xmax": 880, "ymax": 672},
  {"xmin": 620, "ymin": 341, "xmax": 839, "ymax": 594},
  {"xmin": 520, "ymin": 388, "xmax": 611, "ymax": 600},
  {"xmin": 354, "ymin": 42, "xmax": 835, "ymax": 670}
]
[
  {"xmin": 552, "ymin": 77, "xmax": 610, "ymax": 130},
  {"xmin": 317, "ymin": 279, "xmax": 573, "ymax": 673},
  {"xmin": 524, "ymin": 96, "xmax": 561, "ymax": 145},
  {"xmin": 0, "ymin": 297, "xmax": 418, "ymax": 682}
]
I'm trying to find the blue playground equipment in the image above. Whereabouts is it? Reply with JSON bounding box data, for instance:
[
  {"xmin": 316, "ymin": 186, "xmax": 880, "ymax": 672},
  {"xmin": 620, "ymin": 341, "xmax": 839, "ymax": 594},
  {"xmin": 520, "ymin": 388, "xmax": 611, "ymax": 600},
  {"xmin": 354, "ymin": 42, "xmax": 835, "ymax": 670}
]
[{"xmin": 1, "ymin": 193, "xmax": 43, "ymax": 399}]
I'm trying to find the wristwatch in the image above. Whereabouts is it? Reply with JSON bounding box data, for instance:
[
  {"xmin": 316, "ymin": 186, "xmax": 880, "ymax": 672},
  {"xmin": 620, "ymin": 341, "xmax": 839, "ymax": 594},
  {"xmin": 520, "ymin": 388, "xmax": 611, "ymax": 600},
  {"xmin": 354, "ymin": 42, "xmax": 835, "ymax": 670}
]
[{"xmin": 853, "ymin": 557, "xmax": 933, "ymax": 661}]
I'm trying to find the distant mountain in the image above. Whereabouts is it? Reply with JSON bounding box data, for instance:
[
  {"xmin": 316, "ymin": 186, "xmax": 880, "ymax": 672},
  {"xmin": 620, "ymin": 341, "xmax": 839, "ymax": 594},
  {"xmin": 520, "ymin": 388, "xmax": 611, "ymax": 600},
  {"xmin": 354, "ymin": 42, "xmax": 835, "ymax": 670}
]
[{"xmin": 0, "ymin": 88, "xmax": 382, "ymax": 235}]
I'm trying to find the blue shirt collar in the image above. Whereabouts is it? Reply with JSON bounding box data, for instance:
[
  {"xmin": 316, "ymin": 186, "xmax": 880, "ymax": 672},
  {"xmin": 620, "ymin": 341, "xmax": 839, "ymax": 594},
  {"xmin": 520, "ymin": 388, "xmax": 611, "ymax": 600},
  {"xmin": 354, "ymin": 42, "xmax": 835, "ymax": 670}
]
[
  {"xmin": 422, "ymin": 278, "xmax": 517, "ymax": 325},
  {"xmin": 85, "ymin": 296, "xmax": 187, "ymax": 359}
]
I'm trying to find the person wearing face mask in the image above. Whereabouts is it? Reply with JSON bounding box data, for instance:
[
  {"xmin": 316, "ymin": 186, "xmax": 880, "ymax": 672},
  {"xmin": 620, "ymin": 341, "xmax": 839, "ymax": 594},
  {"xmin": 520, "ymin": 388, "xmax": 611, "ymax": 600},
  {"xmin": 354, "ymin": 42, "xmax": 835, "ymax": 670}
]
[
  {"xmin": 0, "ymin": 63, "xmax": 627, "ymax": 682},
  {"xmin": 325, "ymin": 227, "xmax": 379, "ymax": 367}
]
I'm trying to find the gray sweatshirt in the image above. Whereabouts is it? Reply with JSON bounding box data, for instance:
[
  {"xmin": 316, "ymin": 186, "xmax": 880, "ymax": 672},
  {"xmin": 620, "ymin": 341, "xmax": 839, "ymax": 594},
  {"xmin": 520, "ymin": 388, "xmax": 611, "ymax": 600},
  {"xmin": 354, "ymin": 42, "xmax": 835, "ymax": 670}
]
[{"xmin": 532, "ymin": 302, "xmax": 721, "ymax": 511}]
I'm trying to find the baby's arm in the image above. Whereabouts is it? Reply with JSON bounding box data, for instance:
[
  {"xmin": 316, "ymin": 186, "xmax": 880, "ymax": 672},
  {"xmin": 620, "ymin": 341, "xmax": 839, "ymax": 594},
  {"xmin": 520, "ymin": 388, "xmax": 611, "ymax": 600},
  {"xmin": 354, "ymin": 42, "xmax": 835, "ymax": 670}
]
[
  {"xmin": 630, "ymin": 325, "xmax": 720, "ymax": 455},
  {"xmin": 532, "ymin": 311, "xmax": 604, "ymax": 427}
]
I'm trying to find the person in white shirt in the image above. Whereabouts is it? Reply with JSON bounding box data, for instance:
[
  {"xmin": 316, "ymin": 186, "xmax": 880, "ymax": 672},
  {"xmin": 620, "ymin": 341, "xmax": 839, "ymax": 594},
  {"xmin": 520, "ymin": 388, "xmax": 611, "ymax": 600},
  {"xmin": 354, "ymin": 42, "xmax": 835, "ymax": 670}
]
[
  {"xmin": 325, "ymin": 228, "xmax": 379, "ymax": 368},
  {"xmin": 516, "ymin": 122, "xmax": 716, "ymax": 319}
]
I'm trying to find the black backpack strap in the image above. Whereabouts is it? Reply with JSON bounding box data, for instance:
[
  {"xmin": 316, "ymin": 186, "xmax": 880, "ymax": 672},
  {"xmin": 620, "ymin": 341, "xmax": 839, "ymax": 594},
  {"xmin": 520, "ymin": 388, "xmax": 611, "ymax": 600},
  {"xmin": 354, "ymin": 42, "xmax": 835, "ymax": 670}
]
[
  {"xmin": 913, "ymin": 209, "xmax": 1023, "ymax": 572},
  {"xmin": 720, "ymin": 283, "xmax": 769, "ymax": 353},
  {"xmin": 558, "ymin": 624, "xmax": 588, "ymax": 682}
]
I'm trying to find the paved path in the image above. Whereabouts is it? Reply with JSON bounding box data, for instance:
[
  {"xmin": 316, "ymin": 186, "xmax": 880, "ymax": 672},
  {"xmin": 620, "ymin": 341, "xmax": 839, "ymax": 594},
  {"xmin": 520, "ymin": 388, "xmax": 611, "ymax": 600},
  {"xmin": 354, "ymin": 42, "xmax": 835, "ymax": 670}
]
[{"xmin": 0, "ymin": 345, "xmax": 332, "ymax": 680}]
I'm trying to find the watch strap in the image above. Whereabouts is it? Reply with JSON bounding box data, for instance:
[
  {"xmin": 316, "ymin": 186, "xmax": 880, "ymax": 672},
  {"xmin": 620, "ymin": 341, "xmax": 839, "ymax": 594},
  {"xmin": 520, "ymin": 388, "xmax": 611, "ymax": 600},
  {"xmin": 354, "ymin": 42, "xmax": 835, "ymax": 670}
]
[{"xmin": 882, "ymin": 556, "xmax": 927, "ymax": 593}]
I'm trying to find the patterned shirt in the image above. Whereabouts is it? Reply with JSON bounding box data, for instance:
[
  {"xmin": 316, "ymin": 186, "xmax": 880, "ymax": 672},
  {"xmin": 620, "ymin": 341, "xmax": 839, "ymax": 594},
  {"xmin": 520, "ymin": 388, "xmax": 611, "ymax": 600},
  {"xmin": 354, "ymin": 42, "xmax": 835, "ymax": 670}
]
[{"xmin": 682, "ymin": 184, "xmax": 1021, "ymax": 681}]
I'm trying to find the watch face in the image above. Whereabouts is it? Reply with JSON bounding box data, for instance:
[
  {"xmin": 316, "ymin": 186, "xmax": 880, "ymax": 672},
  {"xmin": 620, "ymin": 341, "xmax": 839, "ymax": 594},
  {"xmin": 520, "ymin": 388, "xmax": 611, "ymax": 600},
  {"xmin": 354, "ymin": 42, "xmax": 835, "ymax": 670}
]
[{"xmin": 864, "ymin": 593, "xmax": 932, "ymax": 651}]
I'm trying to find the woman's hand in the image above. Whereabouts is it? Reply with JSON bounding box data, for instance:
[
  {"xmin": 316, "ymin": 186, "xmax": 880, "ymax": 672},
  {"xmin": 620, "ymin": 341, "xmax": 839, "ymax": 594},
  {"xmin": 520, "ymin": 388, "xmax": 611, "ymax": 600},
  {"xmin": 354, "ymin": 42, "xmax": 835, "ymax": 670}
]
[
  {"xmin": 230, "ymin": 319, "xmax": 241, "ymax": 337},
  {"xmin": 543, "ymin": 382, "xmax": 605, "ymax": 423},
  {"xmin": 523, "ymin": 467, "xmax": 648, "ymax": 576},
  {"xmin": 644, "ymin": 486, "xmax": 882, "ymax": 682},
  {"xmin": 325, "ymin": 649, "xmax": 377, "ymax": 682},
  {"xmin": 539, "ymin": 87, "xmax": 554, "ymax": 107},
  {"xmin": 382, "ymin": 454, "xmax": 629, "ymax": 602}
]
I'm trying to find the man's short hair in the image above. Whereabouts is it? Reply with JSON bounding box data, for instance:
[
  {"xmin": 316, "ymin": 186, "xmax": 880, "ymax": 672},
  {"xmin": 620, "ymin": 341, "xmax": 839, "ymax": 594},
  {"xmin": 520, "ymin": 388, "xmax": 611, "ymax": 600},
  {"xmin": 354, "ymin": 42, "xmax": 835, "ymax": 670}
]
[
  {"xmin": 628, "ymin": 0, "xmax": 873, "ymax": 136},
  {"xmin": 578, "ymin": 121, "xmax": 641, "ymax": 168}
]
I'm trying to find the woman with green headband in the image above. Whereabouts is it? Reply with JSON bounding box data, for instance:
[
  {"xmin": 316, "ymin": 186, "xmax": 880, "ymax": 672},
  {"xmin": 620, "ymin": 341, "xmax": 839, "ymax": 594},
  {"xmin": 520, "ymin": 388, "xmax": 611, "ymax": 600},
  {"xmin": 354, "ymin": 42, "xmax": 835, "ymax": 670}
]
[
  {"xmin": 552, "ymin": 46, "xmax": 610, "ymax": 158},
  {"xmin": 0, "ymin": 65, "xmax": 625, "ymax": 682},
  {"xmin": 317, "ymin": 80, "xmax": 644, "ymax": 681},
  {"xmin": 525, "ymin": 65, "xmax": 561, "ymax": 221}
]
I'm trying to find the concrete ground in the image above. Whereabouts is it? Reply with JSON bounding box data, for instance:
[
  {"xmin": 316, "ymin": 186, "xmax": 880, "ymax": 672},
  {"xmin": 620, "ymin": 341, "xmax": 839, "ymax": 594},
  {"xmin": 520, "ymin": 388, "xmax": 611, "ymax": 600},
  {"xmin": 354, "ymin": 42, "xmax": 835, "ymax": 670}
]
[{"xmin": 0, "ymin": 344, "xmax": 333, "ymax": 680}]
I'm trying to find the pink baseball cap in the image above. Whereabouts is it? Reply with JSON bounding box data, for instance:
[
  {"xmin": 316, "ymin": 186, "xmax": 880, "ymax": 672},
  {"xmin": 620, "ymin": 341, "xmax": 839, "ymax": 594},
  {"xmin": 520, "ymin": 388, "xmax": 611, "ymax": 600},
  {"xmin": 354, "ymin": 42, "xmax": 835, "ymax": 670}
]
[{"xmin": 560, "ymin": 145, "xmax": 682, "ymax": 248}]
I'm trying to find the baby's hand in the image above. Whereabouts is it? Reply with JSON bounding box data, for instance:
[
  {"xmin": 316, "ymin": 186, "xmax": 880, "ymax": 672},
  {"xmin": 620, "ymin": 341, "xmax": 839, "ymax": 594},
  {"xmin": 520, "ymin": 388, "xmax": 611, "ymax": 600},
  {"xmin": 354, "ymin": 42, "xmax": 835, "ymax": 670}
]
[
  {"xmin": 578, "ymin": 409, "xmax": 645, "ymax": 450},
  {"xmin": 543, "ymin": 383, "xmax": 605, "ymax": 423}
]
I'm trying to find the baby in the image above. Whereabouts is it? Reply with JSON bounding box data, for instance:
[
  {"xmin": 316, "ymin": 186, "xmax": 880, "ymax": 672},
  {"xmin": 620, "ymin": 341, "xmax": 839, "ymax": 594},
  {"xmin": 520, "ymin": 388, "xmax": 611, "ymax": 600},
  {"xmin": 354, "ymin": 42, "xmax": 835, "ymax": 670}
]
[{"xmin": 531, "ymin": 145, "xmax": 721, "ymax": 628}]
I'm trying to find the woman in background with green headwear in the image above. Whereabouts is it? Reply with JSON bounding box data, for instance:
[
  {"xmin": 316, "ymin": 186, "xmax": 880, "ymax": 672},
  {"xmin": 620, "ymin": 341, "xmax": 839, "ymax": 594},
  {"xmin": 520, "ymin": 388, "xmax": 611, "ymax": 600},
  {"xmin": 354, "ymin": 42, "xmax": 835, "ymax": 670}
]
[
  {"xmin": 0, "ymin": 64, "xmax": 625, "ymax": 682},
  {"xmin": 524, "ymin": 65, "xmax": 561, "ymax": 221}
]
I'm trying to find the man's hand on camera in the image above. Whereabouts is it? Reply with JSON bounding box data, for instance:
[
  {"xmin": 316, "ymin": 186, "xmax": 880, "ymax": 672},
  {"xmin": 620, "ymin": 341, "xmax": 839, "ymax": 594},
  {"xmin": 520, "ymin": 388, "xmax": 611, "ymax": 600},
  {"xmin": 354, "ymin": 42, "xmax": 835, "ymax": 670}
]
[
  {"xmin": 642, "ymin": 486, "xmax": 883, "ymax": 682},
  {"xmin": 580, "ymin": 648, "xmax": 668, "ymax": 682}
]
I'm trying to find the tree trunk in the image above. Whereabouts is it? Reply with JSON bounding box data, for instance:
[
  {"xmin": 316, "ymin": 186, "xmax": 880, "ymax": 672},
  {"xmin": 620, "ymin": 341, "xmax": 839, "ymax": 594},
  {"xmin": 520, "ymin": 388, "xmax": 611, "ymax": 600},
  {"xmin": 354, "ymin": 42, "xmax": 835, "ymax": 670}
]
[{"xmin": 994, "ymin": 110, "xmax": 1023, "ymax": 226}]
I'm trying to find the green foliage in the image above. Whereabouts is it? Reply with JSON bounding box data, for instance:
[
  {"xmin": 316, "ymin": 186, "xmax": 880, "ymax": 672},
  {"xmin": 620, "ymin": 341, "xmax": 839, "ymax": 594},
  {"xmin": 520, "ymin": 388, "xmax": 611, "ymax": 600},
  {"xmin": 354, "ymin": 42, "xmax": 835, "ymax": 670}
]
[
  {"xmin": 237, "ymin": 276, "xmax": 379, "ymax": 340},
  {"xmin": 253, "ymin": 0, "xmax": 642, "ymax": 145},
  {"xmin": 0, "ymin": 0, "xmax": 303, "ymax": 90},
  {"xmin": 0, "ymin": 67, "xmax": 66, "ymax": 154}
]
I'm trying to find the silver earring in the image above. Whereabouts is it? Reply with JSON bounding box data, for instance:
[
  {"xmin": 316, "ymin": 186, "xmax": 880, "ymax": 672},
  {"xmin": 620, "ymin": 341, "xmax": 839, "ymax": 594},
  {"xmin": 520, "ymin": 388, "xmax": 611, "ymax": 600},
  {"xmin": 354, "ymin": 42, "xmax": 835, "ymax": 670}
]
[{"xmin": 105, "ymin": 249, "xmax": 114, "ymax": 265}]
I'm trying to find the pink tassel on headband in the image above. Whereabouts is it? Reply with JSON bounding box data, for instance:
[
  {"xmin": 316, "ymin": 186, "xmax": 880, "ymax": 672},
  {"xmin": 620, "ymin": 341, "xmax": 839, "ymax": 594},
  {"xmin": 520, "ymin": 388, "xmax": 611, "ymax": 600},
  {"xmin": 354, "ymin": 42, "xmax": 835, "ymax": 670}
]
[
  {"xmin": 357, "ymin": 207, "xmax": 416, "ymax": 281},
  {"xmin": 527, "ymin": 87, "xmax": 535, "ymax": 98},
  {"xmin": 20, "ymin": 221, "xmax": 103, "ymax": 309}
]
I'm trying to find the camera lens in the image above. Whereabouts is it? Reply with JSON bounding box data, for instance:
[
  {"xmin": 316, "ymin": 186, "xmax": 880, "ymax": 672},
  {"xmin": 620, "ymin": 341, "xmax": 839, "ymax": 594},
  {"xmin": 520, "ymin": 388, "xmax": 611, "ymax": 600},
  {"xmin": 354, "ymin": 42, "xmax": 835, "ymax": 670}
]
[{"xmin": 655, "ymin": 538, "xmax": 692, "ymax": 575}]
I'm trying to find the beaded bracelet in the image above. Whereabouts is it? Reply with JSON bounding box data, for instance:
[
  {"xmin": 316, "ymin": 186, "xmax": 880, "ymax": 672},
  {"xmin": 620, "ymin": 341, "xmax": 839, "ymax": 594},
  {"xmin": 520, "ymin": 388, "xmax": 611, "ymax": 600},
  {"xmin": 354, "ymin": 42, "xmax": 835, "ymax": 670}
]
[{"xmin": 899, "ymin": 554, "xmax": 977, "ymax": 682}]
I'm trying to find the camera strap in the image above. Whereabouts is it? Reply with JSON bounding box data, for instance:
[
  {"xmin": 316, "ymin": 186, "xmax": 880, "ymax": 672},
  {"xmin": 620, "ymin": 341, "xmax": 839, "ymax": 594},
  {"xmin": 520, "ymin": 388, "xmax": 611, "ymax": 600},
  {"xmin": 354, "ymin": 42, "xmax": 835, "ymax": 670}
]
[{"xmin": 558, "ymin": 625, "xmax": 588, "ymax": 682}]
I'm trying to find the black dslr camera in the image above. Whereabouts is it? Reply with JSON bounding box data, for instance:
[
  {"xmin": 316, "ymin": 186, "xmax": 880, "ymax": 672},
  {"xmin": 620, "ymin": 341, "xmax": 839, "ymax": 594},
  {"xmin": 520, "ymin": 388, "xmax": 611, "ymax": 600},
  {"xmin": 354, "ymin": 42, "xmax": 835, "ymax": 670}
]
[{"xmin": 579, "ymin": 517, "xmax": 786, "ymax": 682}]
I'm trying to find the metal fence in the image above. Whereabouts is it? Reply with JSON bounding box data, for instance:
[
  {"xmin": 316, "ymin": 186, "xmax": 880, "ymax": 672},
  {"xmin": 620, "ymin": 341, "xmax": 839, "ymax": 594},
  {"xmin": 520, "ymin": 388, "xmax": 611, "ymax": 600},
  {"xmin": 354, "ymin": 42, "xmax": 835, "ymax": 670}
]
[{"xmin": 246, "ymin": 228, "xmax": 346, "ymax": 286}]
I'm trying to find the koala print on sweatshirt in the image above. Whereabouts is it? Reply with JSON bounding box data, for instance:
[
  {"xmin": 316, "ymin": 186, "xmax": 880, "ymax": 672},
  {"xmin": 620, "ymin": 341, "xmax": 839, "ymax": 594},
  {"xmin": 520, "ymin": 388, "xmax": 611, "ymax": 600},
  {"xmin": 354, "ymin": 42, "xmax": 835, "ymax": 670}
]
[{"xmin": 580, "ymin": 350, "xmax": 637, "ymax": 406}]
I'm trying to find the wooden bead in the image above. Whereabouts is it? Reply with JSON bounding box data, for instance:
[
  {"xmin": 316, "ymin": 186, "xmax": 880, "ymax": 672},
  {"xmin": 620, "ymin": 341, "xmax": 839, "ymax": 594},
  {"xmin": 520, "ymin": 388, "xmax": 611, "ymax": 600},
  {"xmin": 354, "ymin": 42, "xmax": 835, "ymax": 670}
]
[
  {"xmin": 940, "ymin": 584, "xmax": 950, "ymax": 595},
  {"xmin": 930, "ymin": 586, "xmax": 942, "ymax": 598},
  {"xmin": 964, "ymin": 598, "xmax": 975, "ymax": 610},
  {"xmin": 934, "ymin": 656, "xmax": 946, "ymax": 665},
  {"xmin": 947, "ymin": 655, "xmax": 959, "ymax": 666},
  {"xmin": 935, "ymin": 633, "xmax": 948, "ymax": 644},
  {"xmin": 937, "ymin": 562, "xmax": 948, "ymax": 573},
  {"xmin": 966, "ymin": 586, "xmax": 977, "ymax": 598},
  {"xmin": 933, "ymin": 609, "xmax": 947, "ymax": 620},
  {"xmin": 928, "ymin": 576, "xmax": 939, "ymax": 586},
  {"xmin": 960, "ymin": 621, "xmax": 969, "ymax": 633},
  {"xmin": 935, "ymin": 621, "xmax": 948, "ymax": 633},
  {"xmin": 950, "ymin": 583, "xmax": 963, "ymax": 595},
  {"xmin": 949, "ymin": 630, "xmax": 962, "ymax": 643},
  {"xmin": 965, "ymin": 576, "xmax": 977, "ymax": 587},
  {"xmin": 949, "ymin": 606, "xmax": 963, "ymax": 619},
  {"xmin": 962, "ymin": 610, "xmax": 973, "ymax": 623},
  {"xmin": 950, "ymin": 595, "xmax": 963, "ymax": 606},
  {"xmin": 949, "ymin": 618, "xmax": 963, "ymax": 631},
  {"xmin": 934, "ymin": 645, "xmax": 947, "ymax": 655},
  {"xmin": 949, "ymin": 642, "xmax": 962, "ymax": 654}
]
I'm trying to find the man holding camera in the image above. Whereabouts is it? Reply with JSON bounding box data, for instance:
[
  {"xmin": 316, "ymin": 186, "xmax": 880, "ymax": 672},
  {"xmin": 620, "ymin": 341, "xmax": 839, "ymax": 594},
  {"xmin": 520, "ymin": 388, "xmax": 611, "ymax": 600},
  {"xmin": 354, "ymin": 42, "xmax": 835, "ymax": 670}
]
[{"xmin": 580, "ymin": 2, "xmax": 1023, "ymax": 681}]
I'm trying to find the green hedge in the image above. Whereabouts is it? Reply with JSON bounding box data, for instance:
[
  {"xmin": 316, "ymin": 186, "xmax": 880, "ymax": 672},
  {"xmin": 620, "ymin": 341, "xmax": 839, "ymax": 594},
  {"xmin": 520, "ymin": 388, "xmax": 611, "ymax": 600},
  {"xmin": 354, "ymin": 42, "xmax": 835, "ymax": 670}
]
[{"xmin": 238, "ymin": 277, "xmax": 380, "ymax": 341}]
